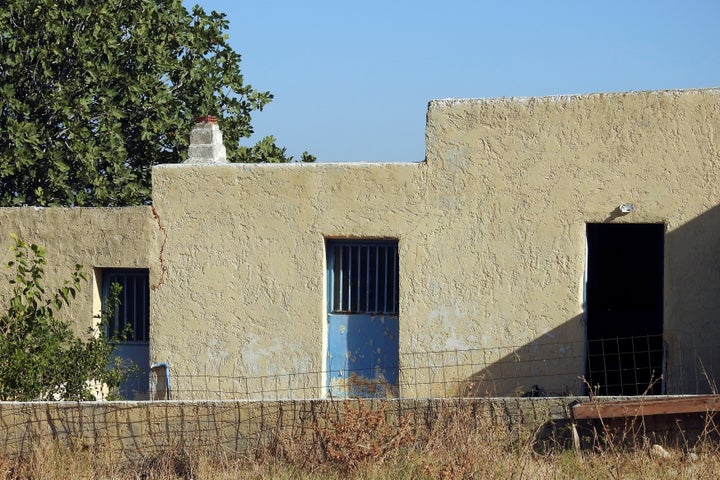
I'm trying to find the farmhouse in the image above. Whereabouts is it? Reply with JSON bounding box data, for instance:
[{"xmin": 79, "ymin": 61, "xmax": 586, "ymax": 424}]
[{"xmin": 1, "ymin": 88, "xmax": 719, "ymax": 400}]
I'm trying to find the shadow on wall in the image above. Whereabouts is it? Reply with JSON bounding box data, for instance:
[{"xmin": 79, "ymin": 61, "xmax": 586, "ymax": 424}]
[
  {"xmin": 457, "ymin": 315, "xmax": 586, "ymax": 398},
  {"xmin": 664, "ymin": 202, "xmax": 720, "ymax": 395},
  {"xmin": 457, "ymin": 202, "xmax": 720, "ymax": 398}
]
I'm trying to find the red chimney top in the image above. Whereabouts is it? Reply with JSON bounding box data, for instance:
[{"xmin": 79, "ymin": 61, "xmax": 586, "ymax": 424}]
[{"xmin": 194, "ymin": 115, "xmax": 217, "ymax": 124}]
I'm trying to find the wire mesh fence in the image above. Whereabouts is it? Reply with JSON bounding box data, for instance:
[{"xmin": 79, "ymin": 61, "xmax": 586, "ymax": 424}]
[
  {"xmin": 1, "ymin": 333, "xmax": 719, "ymax": 460},
  {"xmin": 154, "ymin": 333, "xmax": 720, "ymax": 401},
  {"xmin": 0, "ymin": 396, "xmax": 578, "ymax": 460},
  {"xmin": 586, "ymin": 334, "xmax": 665, "ymax": 396}
]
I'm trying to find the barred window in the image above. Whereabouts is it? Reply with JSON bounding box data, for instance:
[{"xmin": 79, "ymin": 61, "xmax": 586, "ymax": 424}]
[
  {"xmin": 327, "ymin": 240, "xmax": 399, "ymax": 315},
  {"xmin": 101, "ymin": 269, "xmax": 150, "ymax": 342}
]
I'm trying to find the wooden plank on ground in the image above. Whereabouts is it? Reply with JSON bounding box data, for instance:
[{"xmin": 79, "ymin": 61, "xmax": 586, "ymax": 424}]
[{"xmin": 572, "ymin": 395, "xmax": 720, "ymax": 419}]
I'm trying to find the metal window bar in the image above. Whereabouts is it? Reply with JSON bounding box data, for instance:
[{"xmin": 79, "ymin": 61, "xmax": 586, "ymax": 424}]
[
  {"xmin": 357, "ymin": 245, "xmax": 362, "ymax": 312},
  {"xmin": 391, "ymin": 246, "xmax": 398, "ymax": 312},
  {"xmin": 104, "ymin": 270, "xmax": 149, "ymax": 342},
  {"xmin": 382, "ymin": 246, "xmax": 389, "ymax": 313},
  {"xmin": 332, "ymin": 244, "xmax": 345, "ymax": 312},
  {"xmin": 374, "ymin": 246, "xmax": 379, "ymax": 310},
  {"xmin": 328, "ymin": 241, "xmax": 399, "ymax": 315},
  {"xmin": 365, "ymin": 246, "xmax": 371, "ymax": 312},
  {"xmin": 347, "ymin": 245, "xmax": 353, "ymax": 311}
]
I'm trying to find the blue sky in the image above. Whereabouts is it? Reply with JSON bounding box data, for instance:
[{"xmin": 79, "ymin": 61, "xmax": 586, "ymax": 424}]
[{"xmin": 187, "ymin": 1, "xmax": 720, "ymax": 162}]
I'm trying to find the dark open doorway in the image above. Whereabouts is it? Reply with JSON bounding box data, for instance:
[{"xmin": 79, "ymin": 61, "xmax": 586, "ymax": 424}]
[{"xmin": 585, "ymin": 223, "xmax": 665, "ymax": 395}]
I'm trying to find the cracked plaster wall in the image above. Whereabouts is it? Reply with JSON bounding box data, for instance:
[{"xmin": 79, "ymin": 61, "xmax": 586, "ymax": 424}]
[
  {"xmin": 151, "ymin": 88, "xmax": 720, "ymax": 398},
  {"xmin": 1, "ymin": 89, "xmax": 718, "ymax": 399}
]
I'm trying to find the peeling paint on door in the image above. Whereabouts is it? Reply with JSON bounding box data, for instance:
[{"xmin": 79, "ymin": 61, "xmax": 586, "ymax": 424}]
[
  {"xmin": 326, "ymin": 239, "xmax": 400, "ymax": 398},
  {"xmin": 327, "ymin": 313, "xmax": 399, "ymax": 397}
]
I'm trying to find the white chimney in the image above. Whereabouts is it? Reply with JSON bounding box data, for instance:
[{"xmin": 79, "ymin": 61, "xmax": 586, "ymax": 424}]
[{"xmin": 185, "ymin": 115, "xmax": 228, "ymax": 164}]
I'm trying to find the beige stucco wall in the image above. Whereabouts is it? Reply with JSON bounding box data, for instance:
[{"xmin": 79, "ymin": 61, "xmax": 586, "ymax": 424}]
[
  {"xmin": 151, "ymin": 88, "xmax": 720, "ymax": 398},
  {"xmin": 2, "ymin": 88, "xmax": 718, "ymax": 400},
  {"xmin": 150, "ymin": 162, "xmax": 430, "ymax": 398},
  {"xmin": 424, "ymin": 89, "xmax": 720, "ymax": 395},
  {"xmin": 0, "ymin": 207, "xmax": 157, "ymax": 335}
]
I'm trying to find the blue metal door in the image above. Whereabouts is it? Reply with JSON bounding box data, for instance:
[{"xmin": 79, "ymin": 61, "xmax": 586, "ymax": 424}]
[
  {"xmin": 326, "ymin": 241, "xmax": 399, "ymax": 397},
  {"xmin": 327, "ymin": 313, "xmax": 399, "ymax": 397}
]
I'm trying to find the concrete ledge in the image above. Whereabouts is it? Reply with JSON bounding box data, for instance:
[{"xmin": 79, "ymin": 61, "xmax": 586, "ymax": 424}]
[
  {"xmin": 2, "ymin": 396, "xmax": 714, "ymax": 457},
  {"xmin": 0, "ymin": 398, "xmax": 575, "ymax": 458}
]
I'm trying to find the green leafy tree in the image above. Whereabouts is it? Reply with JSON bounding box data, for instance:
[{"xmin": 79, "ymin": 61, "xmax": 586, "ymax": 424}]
[
  {"xmin": 237, "ymin": 135, "xmax": 317, "ymax": 164},
  {"xmin": 0, "ymin": 235, "xmax": 128, "ymax": 400},
  {"xmin": 0, "ymin": 0, "xmax": 314, "ymax": 207}
]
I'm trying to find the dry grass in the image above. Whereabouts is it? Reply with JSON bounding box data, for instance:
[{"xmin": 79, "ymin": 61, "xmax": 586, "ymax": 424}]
[{"xmin": 2, "ymin": 402, "xmax": 720, "ymax": 479}]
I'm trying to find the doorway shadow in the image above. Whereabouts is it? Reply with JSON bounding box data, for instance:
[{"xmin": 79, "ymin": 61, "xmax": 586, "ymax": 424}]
[{"xmin": 453, "ymin": 315, "xmax": 586, "ymax": 398}]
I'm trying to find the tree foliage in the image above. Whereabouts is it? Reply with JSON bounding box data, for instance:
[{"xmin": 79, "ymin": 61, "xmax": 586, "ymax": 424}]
[
  {"xmin": 237, "ymin": 135, "xmax": 316, "ymax": 164},
  {"xmin": 0, "ymin": 235, "xmax": 127, "ymax": 400},
  {"xmin": 0, "ymin": 0, "xmax": 313, "ymax": 207}
]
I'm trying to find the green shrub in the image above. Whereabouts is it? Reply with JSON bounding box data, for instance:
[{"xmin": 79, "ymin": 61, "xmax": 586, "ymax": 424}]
[{"xmin": 0, "ymin": 234, "xmax": 128, "ymax": 400}]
